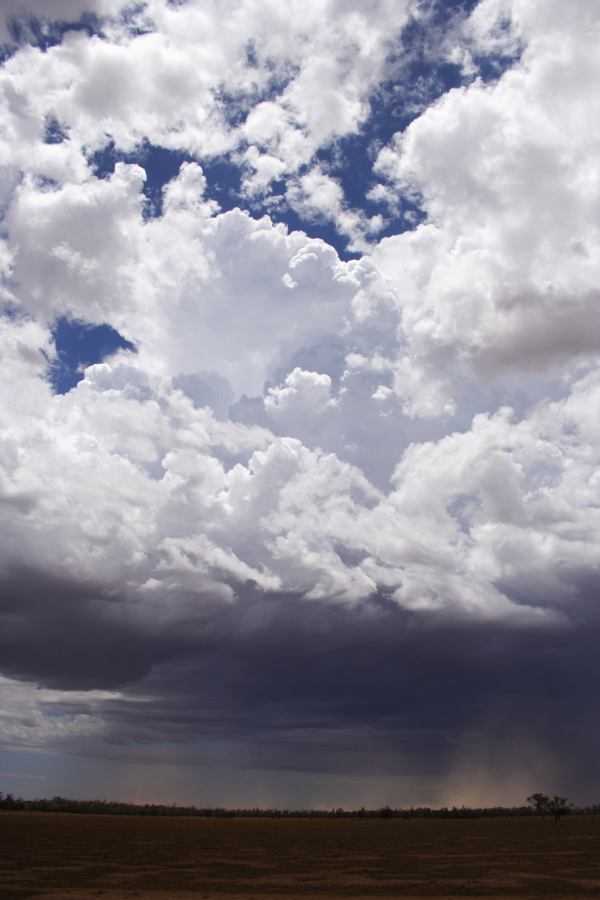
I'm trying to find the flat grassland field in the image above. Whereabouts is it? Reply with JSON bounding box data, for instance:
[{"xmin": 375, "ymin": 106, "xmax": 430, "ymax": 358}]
[{"xmin": 2, "ymin": 812, "xmax": 600, "ymax": 899}]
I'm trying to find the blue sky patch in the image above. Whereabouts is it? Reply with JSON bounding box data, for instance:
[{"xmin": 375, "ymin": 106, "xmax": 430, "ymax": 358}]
[
  {"xmin": 90, "ymin": 141, "xmax": 197, "ymax": 217},
  {"xmin": 43, "ymin": 116, "xmax": 68, "ymax": 145},
  {"xmin": 49, "ymin": 317, "xmax": 136, "ymax": 394}
]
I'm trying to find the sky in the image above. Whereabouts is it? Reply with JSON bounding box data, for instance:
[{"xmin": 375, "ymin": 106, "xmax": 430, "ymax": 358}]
[{"xmin": 0, "ymin": 0, "xmax": 599, "ymax": 810}]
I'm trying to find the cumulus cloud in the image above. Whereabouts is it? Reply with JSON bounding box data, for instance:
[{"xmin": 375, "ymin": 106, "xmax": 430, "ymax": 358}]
[
  {"xmin": 0, "ymin": 0, "xmax": 411, "ymax": 184},
  {"xmin": 0, "ymin": 0, "xmax": 599, "ymax": 802},
  {"xmin": 285, "ymin": 166, "xmax": 385, "ymax": 252},
  {"xmin": 373, "ymin": 0, "xmax": 600, "ymax": 390}
]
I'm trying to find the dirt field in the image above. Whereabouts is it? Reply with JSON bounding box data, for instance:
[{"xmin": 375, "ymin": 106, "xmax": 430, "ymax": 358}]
[{"xmin": 2, "ymin": 812, "xmax": 600, "ymax": 899}]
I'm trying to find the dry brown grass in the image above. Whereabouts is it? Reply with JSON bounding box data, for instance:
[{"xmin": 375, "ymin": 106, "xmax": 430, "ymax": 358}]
[{"xmin": 2, "ymin": 811, "xmax": 600, "ymax": 898}]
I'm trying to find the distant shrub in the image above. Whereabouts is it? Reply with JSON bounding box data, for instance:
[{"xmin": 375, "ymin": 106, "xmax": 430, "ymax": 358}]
[{"xmin": 0, "ymin": 791, "xmax": 586, "ymax": 820}]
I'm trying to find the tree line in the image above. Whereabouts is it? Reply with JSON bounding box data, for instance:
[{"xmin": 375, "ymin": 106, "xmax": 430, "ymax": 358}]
[{"xmin": 1, "ymin": 791, "xmax": 598, "ymax": 819}]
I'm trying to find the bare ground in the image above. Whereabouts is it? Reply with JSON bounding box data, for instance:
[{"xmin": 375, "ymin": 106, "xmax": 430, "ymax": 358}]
[{"xmin": 2, "ymin": 811, "xmax": 600, "ymax": 898}]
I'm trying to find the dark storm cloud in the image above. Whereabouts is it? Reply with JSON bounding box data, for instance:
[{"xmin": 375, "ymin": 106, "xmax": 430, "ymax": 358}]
[
  {"xmin": 0, "ymin": 566, "xmax": 175, "ymax": 689},
  {"xmin": 168, "ymin": 597, "xmax": 600, "ymax": 786},
  {"xmin": 8, "ymin": 574, "xmax": 597, "ymax": 797}
]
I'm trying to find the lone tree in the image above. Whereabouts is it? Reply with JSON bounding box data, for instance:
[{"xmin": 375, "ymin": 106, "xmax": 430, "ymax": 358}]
[
  {"xmin": 527, "ymin": 793, "xmax": 550, "ymax": 817},
  {"xmin": 527, "ymin": 793, "xmax": 570, "ymax": 821},
  {"xmin": 547, "ymin": 795, "xmax": 570, "ymax": 821}
]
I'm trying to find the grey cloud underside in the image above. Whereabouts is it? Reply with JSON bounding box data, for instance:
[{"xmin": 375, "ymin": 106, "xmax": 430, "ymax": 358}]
[
  {"xmin": 1, "ymin": 0, "xmax": 600, "ymax": 800},
  {"xmin": 0, "ymin": 568, "xmax": 169, "ymax": 688},
  {"xmin": 3, "ymin": 565, "xmax": 600, "ymax": 796}
]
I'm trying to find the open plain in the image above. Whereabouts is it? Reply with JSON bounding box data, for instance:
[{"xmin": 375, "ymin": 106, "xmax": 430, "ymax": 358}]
[{"xmin": 2, "ymin": 812, "xmax": 600, "ymax": 899}]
